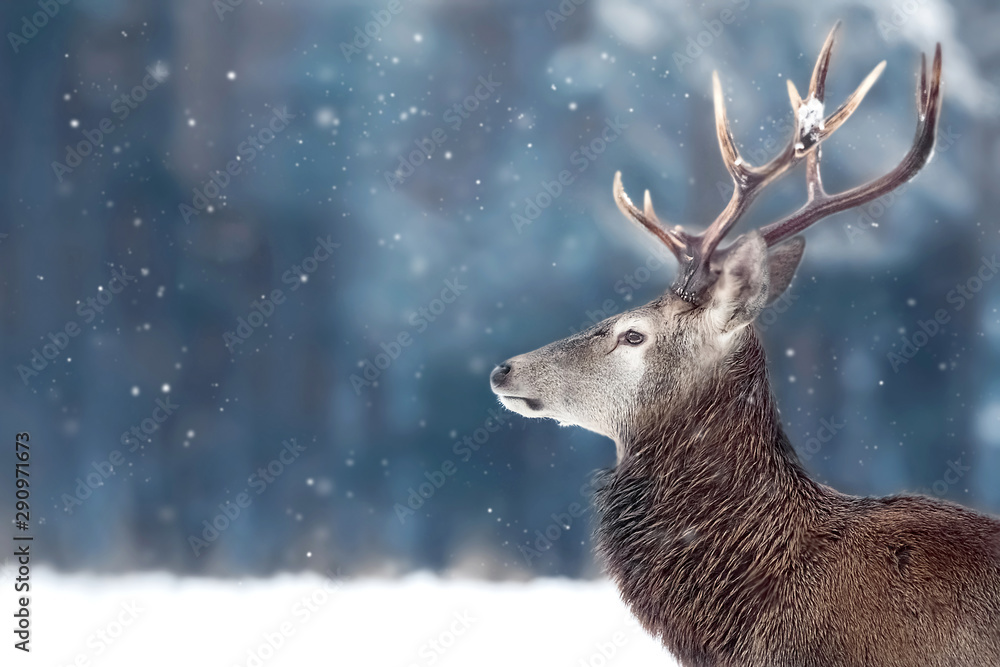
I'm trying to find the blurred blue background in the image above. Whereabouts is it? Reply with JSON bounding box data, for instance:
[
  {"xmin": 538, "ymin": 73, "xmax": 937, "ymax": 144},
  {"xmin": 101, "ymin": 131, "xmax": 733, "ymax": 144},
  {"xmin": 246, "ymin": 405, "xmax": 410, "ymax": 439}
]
[{"xmin": 1, "ymin": 0, "xmax": 999, "ymax": 579}]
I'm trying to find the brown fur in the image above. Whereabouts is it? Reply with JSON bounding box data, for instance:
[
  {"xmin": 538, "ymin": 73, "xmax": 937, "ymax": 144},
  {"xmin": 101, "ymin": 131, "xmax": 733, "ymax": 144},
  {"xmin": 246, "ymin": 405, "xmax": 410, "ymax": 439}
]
[
  {"xmin": 492, "ymin": 28, "xmax": 994, "ymax": 664},
  {"xmin": 594, "ymin": 326, "xmax": 1000, "ymax": 667}
]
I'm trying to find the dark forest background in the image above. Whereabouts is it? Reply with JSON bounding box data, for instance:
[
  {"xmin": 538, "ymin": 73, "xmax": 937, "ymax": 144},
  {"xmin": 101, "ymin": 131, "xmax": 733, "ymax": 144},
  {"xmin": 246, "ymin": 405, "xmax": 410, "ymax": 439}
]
[{"xmin": 2, "ymin": 0, "xmax": 999, "ymax": 579}]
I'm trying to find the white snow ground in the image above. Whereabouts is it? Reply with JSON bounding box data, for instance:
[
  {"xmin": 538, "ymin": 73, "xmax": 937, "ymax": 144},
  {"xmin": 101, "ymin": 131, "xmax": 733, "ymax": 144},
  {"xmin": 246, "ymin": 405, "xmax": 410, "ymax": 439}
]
[{"xmin": 14, "ymin": 569, "xmax": 675, "ymax": 666}]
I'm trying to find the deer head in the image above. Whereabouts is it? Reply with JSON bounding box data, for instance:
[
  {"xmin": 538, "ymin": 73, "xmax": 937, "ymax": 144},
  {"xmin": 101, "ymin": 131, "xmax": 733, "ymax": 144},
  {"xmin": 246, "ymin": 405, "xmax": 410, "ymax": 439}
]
[{"xmin": 490, "ymin": 23, "xmax": 942, "ymax": 454}]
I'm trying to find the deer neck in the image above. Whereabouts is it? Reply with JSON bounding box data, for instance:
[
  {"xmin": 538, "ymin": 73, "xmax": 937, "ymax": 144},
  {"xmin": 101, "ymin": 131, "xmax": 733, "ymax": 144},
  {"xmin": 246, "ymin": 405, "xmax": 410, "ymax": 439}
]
[{"xmin": 595, "ymin": 327, "xmax": 822, "ymax": 657}]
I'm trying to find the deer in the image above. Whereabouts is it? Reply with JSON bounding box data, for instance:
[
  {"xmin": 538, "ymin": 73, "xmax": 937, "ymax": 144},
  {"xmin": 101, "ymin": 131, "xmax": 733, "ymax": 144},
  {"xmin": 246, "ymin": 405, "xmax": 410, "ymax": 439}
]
[{"xmin": 490, "ymin": 23, "xmax": 1000, "ymax": 667}]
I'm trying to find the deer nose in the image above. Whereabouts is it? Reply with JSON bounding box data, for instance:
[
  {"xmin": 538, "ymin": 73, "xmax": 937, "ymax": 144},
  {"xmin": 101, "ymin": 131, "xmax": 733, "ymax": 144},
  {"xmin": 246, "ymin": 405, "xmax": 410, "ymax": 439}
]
[{"xmin": 490, "ymin": 362, "xmax": 513, "ymax": 389}]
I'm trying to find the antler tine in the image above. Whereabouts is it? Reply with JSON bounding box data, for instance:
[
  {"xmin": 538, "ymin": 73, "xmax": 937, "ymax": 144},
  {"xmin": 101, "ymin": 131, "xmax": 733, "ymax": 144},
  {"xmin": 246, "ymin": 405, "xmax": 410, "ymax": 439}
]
[
  {"xmin": 925, "ymin": 43, "xmax": 944, "ymax": 123},
  {"xmin": 809, "ymin": 20, "xmax": 840, "ymax": 102},
  {"xmin": 669, "ymin": 25, "xmax": 852, "ymax": 280},
  {"xmin": 612, "ymin": 26, "xmax": 941, "ymax": 304},
  {"xmin": 799, "ymin": 22, "xmax": 839, "ymax": 200},
  {"xmin": 787, "ymin": 78, "xmax": 804, "ymax": 109},
  {"xmin": 811, "ymin": 60, "xmax": 886, "ymax": 152},
  {"xmin": 760, "ymin": 44, "xmax": 943, "ymax": 247},
  {"xmin": 713, "ymin": 71, "xmax": 747, "ymax": 182},
  {"xmin": 690, "ymin": 72, "xmax": 757, "ymax": 267},
  {"xmin": 794, "ymin": 20, "xmax": 886, "ymax": 156},
  {"xmin": 800, "ymin": 34, "xmax": 881, "ymax": 198},
  {"xmin": 642, "ymin": 190, "xmax": 661, "ymax": 227},
  {"xmin": 673, "ymin": 28, "xmax": 860, "ymax": 298},
  {"xmin": 747, "ymin": 25, "xmax": 836, "ymax": 181},
  {"xmin": 613, "ymin": 171, "xmax": 688, "ymax": 259}
]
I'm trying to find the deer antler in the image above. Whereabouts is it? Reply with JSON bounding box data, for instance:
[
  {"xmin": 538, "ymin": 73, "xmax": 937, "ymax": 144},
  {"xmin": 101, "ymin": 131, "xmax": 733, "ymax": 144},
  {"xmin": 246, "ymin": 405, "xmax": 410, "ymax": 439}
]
[{"xmin": 613, "ymin": 22, "xmax": 943, "ymax": 303}]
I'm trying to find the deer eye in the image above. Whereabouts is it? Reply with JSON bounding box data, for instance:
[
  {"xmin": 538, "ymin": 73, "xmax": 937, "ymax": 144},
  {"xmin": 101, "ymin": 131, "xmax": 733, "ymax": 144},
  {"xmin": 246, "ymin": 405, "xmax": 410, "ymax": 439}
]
[{"xmin": 621, "ymin": 330, "xmax": 645, "ymax": 346}]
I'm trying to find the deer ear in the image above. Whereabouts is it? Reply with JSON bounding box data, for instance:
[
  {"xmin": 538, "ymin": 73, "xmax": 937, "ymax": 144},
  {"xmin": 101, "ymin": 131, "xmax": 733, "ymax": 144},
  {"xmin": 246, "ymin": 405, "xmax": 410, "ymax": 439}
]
[
  {"xmin": 765, "ymin": 237, "xmax": 805, "ymax": 305},
  {"xmin": 707, "ymin": 231, "xmax": 769, "ymax": 332}
]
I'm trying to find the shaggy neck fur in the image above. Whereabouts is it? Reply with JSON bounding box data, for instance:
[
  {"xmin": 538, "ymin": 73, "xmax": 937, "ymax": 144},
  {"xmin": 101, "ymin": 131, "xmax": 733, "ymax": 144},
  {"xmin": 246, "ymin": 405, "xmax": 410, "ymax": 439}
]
[{"xmin": 594, "ymin": 327, "xmax": 827, "ymax": 665}]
